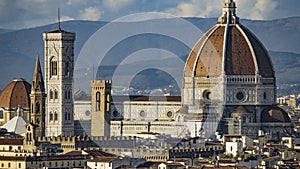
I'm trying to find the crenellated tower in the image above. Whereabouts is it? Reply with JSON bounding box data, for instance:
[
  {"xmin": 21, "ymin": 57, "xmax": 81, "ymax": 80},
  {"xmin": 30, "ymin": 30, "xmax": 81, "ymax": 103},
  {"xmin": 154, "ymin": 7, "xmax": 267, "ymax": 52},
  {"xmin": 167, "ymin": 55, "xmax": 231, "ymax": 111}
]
[{"xmin": 91, "ymin": 80, "xmax": 112, "ymax": 137}]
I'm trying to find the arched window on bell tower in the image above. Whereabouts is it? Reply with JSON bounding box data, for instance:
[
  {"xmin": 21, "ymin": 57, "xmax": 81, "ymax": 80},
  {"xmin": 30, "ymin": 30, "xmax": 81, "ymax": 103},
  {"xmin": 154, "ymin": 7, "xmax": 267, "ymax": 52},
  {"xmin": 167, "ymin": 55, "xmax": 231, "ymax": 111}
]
[
  {"xmin": 96, "ymin": 92, "xmax": 100, "ymax": 112},
  {"xmin": 54, "ymin": 90, "xmax": 58, "ymax": 99},
  {"xmin": 65, "ymin": 61, "xmax": 69, "ymax": 76},
  {"xmin": 36, "ymin": 102, "xmax": 40, "ymax": 114},
  {"xmin": 50, "ymin": 57, "xmax": 57, "ymax": 76},
  {"xmin": 50, "ymin": 90, "xmax": 53, "ymax": 100}
]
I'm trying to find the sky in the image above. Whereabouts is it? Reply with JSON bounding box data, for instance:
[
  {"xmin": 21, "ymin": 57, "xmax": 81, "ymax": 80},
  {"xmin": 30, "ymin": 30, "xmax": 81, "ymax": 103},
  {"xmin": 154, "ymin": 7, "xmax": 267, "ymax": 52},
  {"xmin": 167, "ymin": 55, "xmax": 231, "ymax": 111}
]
[{"xmin": 0, "ymin": 0, "xmax": 300, "ymax": 30}]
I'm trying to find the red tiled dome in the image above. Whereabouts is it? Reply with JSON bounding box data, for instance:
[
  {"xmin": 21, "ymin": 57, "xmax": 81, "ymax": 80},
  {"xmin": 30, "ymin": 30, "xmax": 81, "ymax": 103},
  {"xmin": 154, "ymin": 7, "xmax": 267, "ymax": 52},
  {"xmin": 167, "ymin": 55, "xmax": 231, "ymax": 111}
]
[
  {"xmin": 184, "ymin": 24, "xmax": 274, "ymax": 78},
  {"xmin": 184, "ymin": 1, "xmax": 274, "ymax": 78},
  {"xmin": 261, "ymin": 106, "xmax": 291, "ymax": 123},
  {"xmin": 0, "ymin": 79, "xmax": 31, "ymax": 108}
]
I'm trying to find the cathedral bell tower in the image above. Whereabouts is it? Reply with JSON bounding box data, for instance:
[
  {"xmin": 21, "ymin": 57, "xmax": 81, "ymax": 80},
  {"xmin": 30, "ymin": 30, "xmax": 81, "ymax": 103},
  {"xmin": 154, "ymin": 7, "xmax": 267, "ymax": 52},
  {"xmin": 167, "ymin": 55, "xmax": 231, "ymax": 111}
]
[
  {"xmin": 43, "ymin": 19, "xmax": 75, "ymax": 136},
  {"xmin": 30, "ymin": 55, "xmax": 46, "ymax": 137},
  {"xmin": 91, "ymin": 80, "xmax": 111, "ymax": 137}
]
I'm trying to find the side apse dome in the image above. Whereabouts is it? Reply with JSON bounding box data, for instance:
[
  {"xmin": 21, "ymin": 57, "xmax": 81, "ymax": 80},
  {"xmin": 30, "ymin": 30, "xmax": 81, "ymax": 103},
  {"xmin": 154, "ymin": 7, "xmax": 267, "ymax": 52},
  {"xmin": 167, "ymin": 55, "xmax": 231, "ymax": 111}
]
[
  {"xmin": 0, "ymin": 78, "xmax": 31, "ymax": 108},
  {"xmin": 184, "ymin": 1, "xmax": 274, "ymax": 78},
  {"xmin": 261, "ymin": 106, "xmax": 291, "ymax": 123}
]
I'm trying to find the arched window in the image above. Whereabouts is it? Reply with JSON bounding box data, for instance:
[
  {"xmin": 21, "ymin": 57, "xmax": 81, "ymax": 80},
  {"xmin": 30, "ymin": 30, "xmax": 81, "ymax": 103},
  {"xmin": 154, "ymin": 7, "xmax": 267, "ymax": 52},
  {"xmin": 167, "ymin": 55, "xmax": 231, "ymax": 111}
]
[
  {"xmin": 65, "ymin": 61, "xmax": 69, "ymax": 76},
  {"xmin": 54, "ymin": 90, "xmax": 58, "ymax": 99},
  {"xmin": 65, "ymin": 91, "xmax": 68, "ymax": 99},
  {"xmin": 68, "ymin": 91, "xmax": 71, "ymax": 100},
  {"xmin": 263, "ymin": 92, "xmax": 267, "ymax": 100},
  {"xmin": 96, "ymin": 92, "xmax": 100, "ymax": 112},
  {"xmin": 0, "ymin": 110, "xmax": 3, "ymax": 119},
  {"xmin": 36, "ymin": 102, "xmax": 40, "ymax": 114},
  {"xmin": 106, "ymin": 93, "xmax": 110, "ymax": 112},
  {"xmin": 50, "ymin": 112, "xmax": 53, "ymax": 121},
  {"xmin": 54, "ymin": 112, "xmax": 58, "ymax": 121},
  {"xmin": 50, "ymin": 58, "xmax": 57, "ymax": 76},
  {"xmin": 65, "ymin": 113, "xmax": 68, "ymax": 121},
  {"xmin": 50, "ymin": 90, "xmax": 53, "ymax": 99}
]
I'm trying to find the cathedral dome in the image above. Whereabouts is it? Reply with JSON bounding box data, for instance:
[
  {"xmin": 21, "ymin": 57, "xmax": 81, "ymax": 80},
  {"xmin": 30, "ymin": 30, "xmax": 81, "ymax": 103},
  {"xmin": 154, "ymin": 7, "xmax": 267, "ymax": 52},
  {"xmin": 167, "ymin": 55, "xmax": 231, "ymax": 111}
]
[
  {"xmin": 0, "ymin": 78, "xmax": 31, "ymax": 108},
  {"xmin": 184, "ymin": 0, "xmax": 274, "ymax": 78},
  {"xmin": 261, "ymin": 106, "xmax": 291, "ymax": 123}
]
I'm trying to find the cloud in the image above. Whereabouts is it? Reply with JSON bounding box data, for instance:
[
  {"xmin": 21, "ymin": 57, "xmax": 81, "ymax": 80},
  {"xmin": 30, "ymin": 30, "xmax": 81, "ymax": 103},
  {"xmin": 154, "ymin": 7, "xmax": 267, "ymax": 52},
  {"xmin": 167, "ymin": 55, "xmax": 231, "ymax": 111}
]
[
  {"xmin": 251, "ymin": 0, "xmax": 278, "ymax": 20},
  {"xmin": 0, "ymin": 0, "xmax": 296, "ymax": 29},
  {"xmin": 166, "ymin": 0, "xmax": 280, "ymax": 20},
  {"xmin": 61, "ymin": 16, "xmax": 75, "ymax": 22},
  {"xmin": 103, "ymin": 0, "xmax": 136, "ymax": 11},
  {"xmin": 79, "ymin": 7, "xmax": 101, "ymax": 21},
  {"xmin": 165, "ymin": 0, "xmax": 222, "ymax": 18}
]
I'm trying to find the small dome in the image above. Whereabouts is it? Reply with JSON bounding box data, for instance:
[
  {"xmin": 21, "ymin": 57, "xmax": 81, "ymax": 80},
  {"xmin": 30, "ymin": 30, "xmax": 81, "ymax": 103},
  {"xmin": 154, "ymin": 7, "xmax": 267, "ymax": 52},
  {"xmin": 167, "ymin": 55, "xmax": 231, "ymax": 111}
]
[
  {"xmin": 261, "ymin": 106, "xmax": 291, "ymax": 123},
  {"xmin": 0, "ymin": 112, "xmax": 29, "ymax": 135},
  {"xmin": 232, "ymin": 106, "xmax": 251, "ymax": 114},
  {"xmin": 0, "ymin": 78, "xmax": 31, "ymax": 108}
]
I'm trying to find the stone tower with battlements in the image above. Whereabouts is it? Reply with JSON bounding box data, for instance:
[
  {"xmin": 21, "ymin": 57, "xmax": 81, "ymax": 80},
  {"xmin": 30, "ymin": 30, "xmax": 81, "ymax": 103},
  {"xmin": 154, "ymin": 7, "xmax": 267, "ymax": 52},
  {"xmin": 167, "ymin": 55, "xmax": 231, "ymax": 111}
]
[{"xmin": 91, "ymin": 80, "xmax": 112, "ymax": 137}]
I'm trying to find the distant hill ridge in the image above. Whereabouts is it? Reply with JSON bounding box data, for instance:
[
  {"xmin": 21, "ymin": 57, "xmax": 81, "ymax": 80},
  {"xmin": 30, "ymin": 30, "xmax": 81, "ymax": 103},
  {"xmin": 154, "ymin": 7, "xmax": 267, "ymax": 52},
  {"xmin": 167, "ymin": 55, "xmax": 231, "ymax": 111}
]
[{"xmin": 0, "ymin": 17, "xmax": 299, "ymax": 95}]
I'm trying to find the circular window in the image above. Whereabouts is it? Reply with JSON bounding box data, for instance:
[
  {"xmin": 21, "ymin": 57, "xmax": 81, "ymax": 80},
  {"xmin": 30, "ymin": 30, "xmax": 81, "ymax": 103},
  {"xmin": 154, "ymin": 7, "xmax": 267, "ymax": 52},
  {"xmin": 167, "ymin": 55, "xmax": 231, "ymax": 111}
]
[
  {"xmin": 236, "ymin": 91, "xmax": 245, "ymax": 101},
  {"xmin": 85, "ymin": 110, "xmax": 91, "ymax": 116},
  {"xmin": 203, "ymin": 90, "xmax": 212, "ymax": 100},
  {"xmin": 140, "ymin": 111, "xmax": 146, "ymax": 117},
  {"xmin": 167, "ymin": 111, "xmax": 173, "ymax": 118},
  {"xmin": 113, "ymin": 111, "xmax": 118, "ymax": 117}
]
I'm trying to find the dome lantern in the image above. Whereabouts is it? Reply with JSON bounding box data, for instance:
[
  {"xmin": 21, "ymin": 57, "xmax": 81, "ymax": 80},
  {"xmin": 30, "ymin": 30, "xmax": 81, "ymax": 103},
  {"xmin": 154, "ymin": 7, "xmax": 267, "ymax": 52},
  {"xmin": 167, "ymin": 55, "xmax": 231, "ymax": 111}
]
[{"xmin": 218, "ymin": 0, "xmax": 239, "ymax": 24}]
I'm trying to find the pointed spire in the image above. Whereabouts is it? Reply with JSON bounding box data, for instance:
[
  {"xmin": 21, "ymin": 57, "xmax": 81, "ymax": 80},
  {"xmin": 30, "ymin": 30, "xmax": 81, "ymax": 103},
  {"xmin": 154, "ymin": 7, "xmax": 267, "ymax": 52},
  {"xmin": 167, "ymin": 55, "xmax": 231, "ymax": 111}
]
[
  {"xmin": 31, "ymin": 54, "xmax": 45, "ymax": 93},
  {"xmin": 218, "ymin": 0, "xmax": 239, "ymax": 24}
]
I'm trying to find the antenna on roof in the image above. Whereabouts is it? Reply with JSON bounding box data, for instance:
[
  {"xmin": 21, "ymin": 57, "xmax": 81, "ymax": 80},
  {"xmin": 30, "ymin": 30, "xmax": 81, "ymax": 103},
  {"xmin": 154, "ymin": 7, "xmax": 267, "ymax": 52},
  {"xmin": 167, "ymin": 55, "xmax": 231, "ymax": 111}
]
[{"xmin": 58, "ymin": 8, "xmax": 61, "ymax": 31}]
